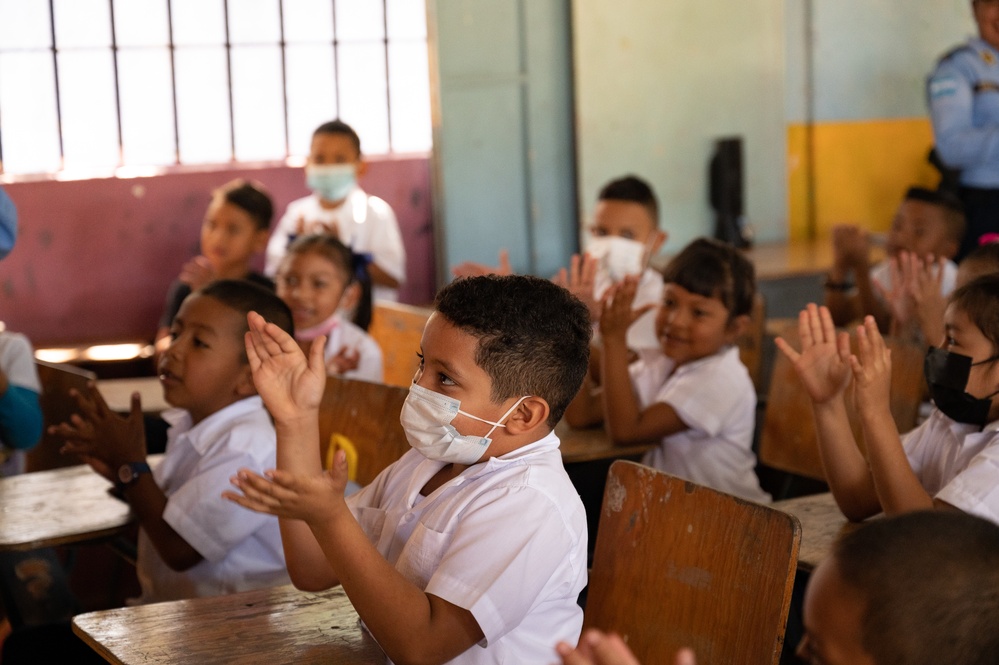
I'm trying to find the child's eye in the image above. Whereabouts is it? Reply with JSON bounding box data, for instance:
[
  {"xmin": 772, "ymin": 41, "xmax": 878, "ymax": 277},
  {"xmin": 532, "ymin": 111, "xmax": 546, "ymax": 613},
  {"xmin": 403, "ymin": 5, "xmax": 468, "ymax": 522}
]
[
  {"xmin": 193, "ymin": 336, "xmax": 209, "ymax": 349},
  {"xmin": 946, "ymin": 335, "xmax": 957, "ymax": 348},
  {"xmin": 169, "ymin": 329, "xmax": 179, "ymax": 341},
  {"xmin": 438, "ymin": 373, "xmax": 456, "ymax": 387}
]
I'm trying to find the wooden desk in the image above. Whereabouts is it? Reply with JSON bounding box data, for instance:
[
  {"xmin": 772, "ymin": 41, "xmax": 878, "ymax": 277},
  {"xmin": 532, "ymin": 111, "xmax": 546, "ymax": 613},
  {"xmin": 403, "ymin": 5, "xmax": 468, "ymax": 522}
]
[
  {"xmin": 73, "ymin": 584, "xmax": 385, "ymax": 665},
  {"xmin": 743, "ymin": 239, "xmax": 885, "ymax": 282},
  {"xmin": 773, "ymin": 492, "xmax": 863, "ymax": 571},
  {"xmin": 556, "ymin": 421, "xmax": 654, "ymax": 465},
  {"xmin": 96, "ymin": 376, "xmax": 169, "ymax": 414},
  {"xmin": 0, "ymin": 456, "xmax": 162, "ymax": 552}
]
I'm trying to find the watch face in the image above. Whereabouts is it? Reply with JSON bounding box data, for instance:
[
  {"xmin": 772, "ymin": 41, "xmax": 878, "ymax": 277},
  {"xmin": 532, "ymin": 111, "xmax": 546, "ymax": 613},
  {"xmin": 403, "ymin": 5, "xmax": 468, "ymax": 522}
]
[{"xmin": 118, "ymin": 465, "xmax": 134, "ymax": 484}]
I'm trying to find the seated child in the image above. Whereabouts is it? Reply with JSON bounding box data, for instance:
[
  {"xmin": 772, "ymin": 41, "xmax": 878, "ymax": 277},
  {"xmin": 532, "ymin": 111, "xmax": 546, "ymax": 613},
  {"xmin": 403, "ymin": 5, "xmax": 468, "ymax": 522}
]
[
  {"xmin": 53, "ymin": 280, "xmax": 293, "ymax": 603},
  {"xmin": 556, "ymin": 511, "xmax": 999, "ymax": 665},
  {"xmin": 225, "ymin": 275, "xmax": 591, "ymax": 665},
  {"xmin": 777, "ymin": 275, "xmax": 999, "ymax": 524},
  {"xmin": 453, "ymin": 175, "xmax": 668, "ymax": 354},
  {"xmin": 275, "ymin": 234, "xmax": 383, "ymax": 383},
  {"xmin": 264, "ymin": 119, "xmax": 406, "ymax": 302},
  {"xmin": 825, "ymin": 187, "xmax": 964, "ymax": 332},
  {"xmin": 156, "ymin": 179, "xmax": 274, "ymax": 355},
  {"xmin": 566, "ymin": 238, "xmax": 768, "ymax": 503},
  {"xmin": 0, "ymin": 331, "xmax": 43, "ymax": 477}
]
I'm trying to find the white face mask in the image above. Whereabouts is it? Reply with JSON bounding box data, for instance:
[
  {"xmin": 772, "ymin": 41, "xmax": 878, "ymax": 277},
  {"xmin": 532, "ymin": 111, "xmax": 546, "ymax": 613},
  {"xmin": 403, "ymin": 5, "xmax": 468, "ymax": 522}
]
[
  {"xmin": 586, "ymin": 235, "xmax": 647, "ymax": 283},
  {"xmin": 400, "ymin": 384, "xmax": 528, "ymax": 464},
  {"xmin": 306, "ymin": 163, "xmax": 356, "ymax": 202}
]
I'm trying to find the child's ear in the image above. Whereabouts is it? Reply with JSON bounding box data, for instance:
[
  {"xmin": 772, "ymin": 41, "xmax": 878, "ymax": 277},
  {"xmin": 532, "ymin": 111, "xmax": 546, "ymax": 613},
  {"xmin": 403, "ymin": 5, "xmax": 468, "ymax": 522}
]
[
  {"xmin": 339, "ymin": 282, "xmax": 361, "ymax": 313},
  {"xmin": 355, "ymin": 159, "xmax": 368, "ymax": 180},
  {"xmin": 235, "ymin": 363, "xmax": 258, "ymax": 398},
  {"xmin": 941, "ymin": 237, "xmax": 960, "ymax": 260},
  {"xmin": 725, "ymin": 313, "xmax": 751, "ymax": 343},
  {"xmin": 505, "ymin": 396, "xmax": 550, "ymax": 435},
  {"xmin": 648, "ymin": 229, "xmax": 668, "ymax": 256},
  {"xmin": 253, "ymin": 228, "xmax": 270, "ymax": 254}
]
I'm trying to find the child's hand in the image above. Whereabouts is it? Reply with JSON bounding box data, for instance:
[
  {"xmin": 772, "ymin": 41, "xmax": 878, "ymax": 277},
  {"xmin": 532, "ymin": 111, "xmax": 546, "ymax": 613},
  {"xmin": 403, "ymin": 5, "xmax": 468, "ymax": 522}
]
[
  {"xmin": 327, "ymin": 346, "xmax": 360, "ymax": 375},
  {"xmin": 598, "ymin": 277, "xmax": 653, "ymax": 342},
  {"xmin": 224, "ymin": 449, "xmax": 350, "ymax": 524},
  {"xmin": 246, "ymin": 311, "xmax": 326, "ymax": 422},
  {"xmin": 452, "ymin": 249, "xmax": 512, "ymax": 278},
  {"xmin": 178, "ymin": 255, "xmax": 217, "ymax": 291},
  {"xmin": 831, "ymin": 224, "xmax": 870, "ymax": 271},
  {"xmin": 775, "ymin": 304, "xmax": 852, "ymax": 405},
  {"xmin": 849, "ymin": 316, "xmax": 892, "ymax": 417},
  {"xmin": 49, "ymin": 385, "xmax": 147, "ymax": 478},
  {"xmin": 878, "ymin": 252, "xmax": 915, "ymax": 326},
  {"xmin": 903, "ymin": 253, "xmax": 947, "ymax": 345},
  {"xmin": 553, "ymin": 253, "xmax": 600, "ymax": 322}
]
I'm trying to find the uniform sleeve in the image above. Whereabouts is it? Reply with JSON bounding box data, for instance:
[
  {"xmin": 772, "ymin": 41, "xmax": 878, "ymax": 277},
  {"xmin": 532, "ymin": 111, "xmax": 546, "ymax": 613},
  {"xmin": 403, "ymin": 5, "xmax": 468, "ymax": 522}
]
[
  {"xmin": 935, "ymin": 437, "xmax": 999, "ymax": 524},
  {"xmin": 264, "ymin": 206, "xmax": 298, "ymax": 277},
  {"xmin": 0, "ymin": 386, "xmax": 42, "ymax": 450},
  {"xmin": 656, "ymin": 353, "xmax": 754, "ymax": 437},
  {"xmin": 162, "ymin": 436, "xmax": 277, "ymax": 562},
  {"xmin": 423, "ymin": 485, "xmax": 584, "ymax": 644},
  {"xmin": 351, "ymin": 334, "xmax": 384, "ymax": 384},
  {"xmin": 929, "ymin": 54, "xmax": 999, "ymax": 170}
]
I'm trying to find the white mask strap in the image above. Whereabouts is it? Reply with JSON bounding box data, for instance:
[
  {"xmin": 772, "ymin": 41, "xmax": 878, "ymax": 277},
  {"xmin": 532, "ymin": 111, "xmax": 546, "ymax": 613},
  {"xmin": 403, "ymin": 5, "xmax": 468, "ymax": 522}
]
[{"xmin": 458, "ymin": 396, "xmax": 530, "ymax": 438}]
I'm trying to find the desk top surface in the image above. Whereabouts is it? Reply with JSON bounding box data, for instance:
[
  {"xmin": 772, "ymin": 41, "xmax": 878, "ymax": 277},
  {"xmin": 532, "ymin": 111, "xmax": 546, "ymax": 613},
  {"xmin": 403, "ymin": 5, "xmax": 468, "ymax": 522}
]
[
  {"xmin": 74, "ymin": 584, "xmax": 384, "ymax": 665},
  {"xmin": 773, "ymin": 492, "xmax": 862, "ymax": 571},
  {"xmin": 0, "ymin": 456, "xmax": 162, "ymax": 552},
  {"xmin": 556, "ymin": 421, "xmax": 654, "ymax": 465}
]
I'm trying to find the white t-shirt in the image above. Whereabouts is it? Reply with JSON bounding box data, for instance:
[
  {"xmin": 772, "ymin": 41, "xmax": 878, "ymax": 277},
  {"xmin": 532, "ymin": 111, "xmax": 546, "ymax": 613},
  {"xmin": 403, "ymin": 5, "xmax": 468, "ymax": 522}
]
[
  {"xmin": 136, "ymin": 396, "xmax": 290, "ymax": 604},
  {"xmin": 630, "ymin": 345, "xmax": 770, "ymax": 503},
  {"xmin": 324, "ymin": 316, "xmax": 384, "ymax": 384},
  {"xmin": 870, "ymin": 258, "xmax": 958, "ymax": 298},
  {"xmin": 593, "ymin": 267, "xmax": 663, "ymax": 352},
  {"xmin": 346, "ymin": 431, "xmax": 587, "ymax": 664},
  {"xmin": 265, "ymin": 187, "xmax": 406, "ymax": 302},
  {"xmin": 903, "ymin": 408, "xmax": 999, "ymax": 525}
]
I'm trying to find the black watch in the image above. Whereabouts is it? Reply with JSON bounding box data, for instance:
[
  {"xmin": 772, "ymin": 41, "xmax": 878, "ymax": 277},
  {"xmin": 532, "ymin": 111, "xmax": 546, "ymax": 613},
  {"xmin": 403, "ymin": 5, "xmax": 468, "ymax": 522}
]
[{"xmin": 116, "ymin": 461, "xmax": 151, "ymax": 491}]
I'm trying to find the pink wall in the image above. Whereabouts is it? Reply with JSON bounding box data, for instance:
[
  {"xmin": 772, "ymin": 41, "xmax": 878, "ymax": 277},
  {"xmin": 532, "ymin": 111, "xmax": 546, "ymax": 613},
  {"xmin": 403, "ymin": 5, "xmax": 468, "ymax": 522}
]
[{"xmin": 0, "ymin": 156, "xmax": 434, "ymax": 346}]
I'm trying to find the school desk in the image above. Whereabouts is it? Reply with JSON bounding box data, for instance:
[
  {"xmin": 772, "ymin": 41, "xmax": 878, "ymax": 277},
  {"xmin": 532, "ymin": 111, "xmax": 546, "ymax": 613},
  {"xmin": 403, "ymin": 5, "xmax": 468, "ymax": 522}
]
[
  {"xmin": 556, "ymin": 421, "xmax": 654, "ymax": 464},
  {"xmin": 73, "ymin": 584, "xmax": 384, "ymax": 664},
  {"xmin": 773, "ymin": 492, "xmax": 862, "ymax": 571},
  {"xmin": 0, "ymin": 456, "xmax": 163, "ymax": 552},
  {"xmin": 96, "ymin": 376, "xmax": 169, "ymax": 414}
]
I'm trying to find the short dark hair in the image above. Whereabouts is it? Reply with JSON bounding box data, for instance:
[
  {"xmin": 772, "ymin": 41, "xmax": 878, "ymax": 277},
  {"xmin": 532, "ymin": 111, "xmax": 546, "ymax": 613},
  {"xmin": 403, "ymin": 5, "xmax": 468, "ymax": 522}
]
[
  {"xmin": 213, "ymin": 179, "xmax": 274, "ymax": 232},
  {"xmin": 834, "ymin": 511, "xmax": 999, "ymax": 665},
  {"xmin": 660, "ymin": 237, "xmax": 756, "ymax": 319},
  {"xmin": 433, "ymin": 275, "xmax": 591, "ymax": 427},
  {"xmin": 904, "ymin": 186, "xmax": 966, "ymax": 245},
  {"xmin": 282, "ymin": 234, "xmax": 373, "ymax": 331},
  {"xmin": 961, "ymin": 241, "xmax": 999, "ymax": 279},
  {"xmin": 198, "ymin": 279, "xmax": 294, "ymax": 361},
  {"xmin": 949, "ymin": 273, "xmax": 999, "ymax": 354},
  {"xmin": 313, "ymin": 119, "xmax": 362, "ymax": 156},
  {"xmin": 598, "ymin": 175, "xmax": 659, "ymax": 226}
]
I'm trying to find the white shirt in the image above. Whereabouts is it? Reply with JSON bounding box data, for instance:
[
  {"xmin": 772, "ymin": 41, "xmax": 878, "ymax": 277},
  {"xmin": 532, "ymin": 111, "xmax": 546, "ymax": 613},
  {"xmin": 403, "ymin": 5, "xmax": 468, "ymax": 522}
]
[
  {"xmin": 870, "ymin": 257, "xmax": 958, "ymax": 298},
  {"xmin": 0, "ymin": 332, "xmax": 40, "ymax": 477},
  {"xmin": 903, "ymin": 408, "xmax": 999, "ymax": 525},
  {"xmin": 265, "ymin": 187, "xmax": 406, "ymax": 302},
  {"xmin": 593, "ymin": 267, "xmax": 663, "ymax": 352},
  {"xmin": 631, "ymin": 346, "xmax": 770, "ymax": 503},
  {"xmin": 325, "ymin": 316, "xmax": 384, "ymax": 383},
  {"xmin": 346, "ymin": 431, "xmax": 587, "ymax": 664},
  {"xmin": 136, "ymin": 396, "xmax": 290, "ymax": 604}
]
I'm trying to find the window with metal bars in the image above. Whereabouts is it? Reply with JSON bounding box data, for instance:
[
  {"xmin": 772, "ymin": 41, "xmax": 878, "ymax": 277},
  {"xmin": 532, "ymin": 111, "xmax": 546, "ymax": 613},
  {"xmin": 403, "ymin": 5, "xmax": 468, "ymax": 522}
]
[{"xmin": 0, "ymin": 0, "xmax": 431, "ymax": 178}]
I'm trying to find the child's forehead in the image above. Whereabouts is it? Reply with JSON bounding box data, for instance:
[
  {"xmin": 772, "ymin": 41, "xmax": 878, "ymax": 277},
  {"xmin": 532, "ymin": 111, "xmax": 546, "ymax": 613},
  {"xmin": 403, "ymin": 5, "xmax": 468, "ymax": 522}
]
[
  {"xmin": 663, "ymin": 281, "xmax": 728, "ymax": 308},
  {"xmin": 897, "ymin": 199, "xmax": 947, "ymax": 230},
  {"xmin": 310, "ymin": 132, "xmax": 360, "ymax": 159},
  {"xmin": 204, "ymin": 199, "xmax": 256, "ymax": 227},
  {"xmin": 422, "ymin": 314, "xmax": 485, "ymax": 365},
  {"xmin": 592, "ymin": 199, "xmax": 656, "ymax": 234},
  {"xmin": 177, "ymin": 295, "xmax": 247, "ymax": 337}
]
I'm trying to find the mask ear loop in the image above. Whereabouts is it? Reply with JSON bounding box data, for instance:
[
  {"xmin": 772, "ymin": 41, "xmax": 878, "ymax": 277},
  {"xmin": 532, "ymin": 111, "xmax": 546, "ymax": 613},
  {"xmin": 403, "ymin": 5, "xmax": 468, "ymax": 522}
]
[{"xmin": 459, "ymin": 396, "xmax": 531, "ymax": 438}]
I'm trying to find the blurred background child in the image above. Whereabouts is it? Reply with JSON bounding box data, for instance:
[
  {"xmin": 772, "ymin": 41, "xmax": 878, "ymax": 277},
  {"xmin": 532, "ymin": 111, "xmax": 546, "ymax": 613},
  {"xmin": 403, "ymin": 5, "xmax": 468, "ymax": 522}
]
[
  {"xmin": 155, "ymin": 180, "xmax": 274, "ymax": 355},
  {"xmin": 265, "ymin": 119, "xmax": 406, "ymax": 303},
  {"xmin": 566, "ymin": 237, "xmax": 769, "ymax": 503},
  {"xmin": 824, "ymin": 187, "xmax": 964, "ymax": 332},
  {"xmin": 275, "ymin": 234, "xmax": 382, "ymax": 383}
]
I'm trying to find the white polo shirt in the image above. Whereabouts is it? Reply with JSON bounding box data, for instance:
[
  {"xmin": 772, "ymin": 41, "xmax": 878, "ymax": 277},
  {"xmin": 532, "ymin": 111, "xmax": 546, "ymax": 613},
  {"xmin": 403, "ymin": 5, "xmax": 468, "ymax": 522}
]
[
  {"xmin": 324, "ymin": 315, "xmax": 384, "ymax": 384},
  {"xmin": 136, "ymin": 396, "xmax": 290, "ymax": 604},
  {"xmin": 593, "ymin": 267, "xmax": 664, "ymax": 353},
  {"xmin": 347, "ymin": 431, "xmax": 587, "ymax": 664}
]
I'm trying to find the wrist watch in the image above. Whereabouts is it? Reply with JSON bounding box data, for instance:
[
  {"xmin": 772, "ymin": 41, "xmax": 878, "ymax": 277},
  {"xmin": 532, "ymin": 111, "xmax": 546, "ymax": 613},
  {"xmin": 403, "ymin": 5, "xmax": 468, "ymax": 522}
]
[{"xmin": 116, "ymin": 461, "xmax": 151, "ymax": 492}]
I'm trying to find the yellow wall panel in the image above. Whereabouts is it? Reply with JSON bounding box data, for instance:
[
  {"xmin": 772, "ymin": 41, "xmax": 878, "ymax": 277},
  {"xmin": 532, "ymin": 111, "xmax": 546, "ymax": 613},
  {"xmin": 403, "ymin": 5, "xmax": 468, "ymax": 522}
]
[{"xmin": 787, "ymin": 119, "xmax": 940, "ymax": 241}]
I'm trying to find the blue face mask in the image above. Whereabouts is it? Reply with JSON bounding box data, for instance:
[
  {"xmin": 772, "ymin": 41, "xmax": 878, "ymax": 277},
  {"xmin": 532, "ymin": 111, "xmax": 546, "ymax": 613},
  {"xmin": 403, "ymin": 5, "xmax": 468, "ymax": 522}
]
[{"xmin": 306, "ymin": 164, "xmax": 356, "ymax": 202}]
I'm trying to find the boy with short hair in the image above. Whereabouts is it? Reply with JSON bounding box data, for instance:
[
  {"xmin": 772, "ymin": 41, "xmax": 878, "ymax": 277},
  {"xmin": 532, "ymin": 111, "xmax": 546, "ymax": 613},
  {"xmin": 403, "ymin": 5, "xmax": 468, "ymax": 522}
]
[
  {"xmin": 453, "ymin": 174, "xmax": 667, "ymax": 353},
  {"xmin": 55, "ymin": 280, "xmax": 293, "ymax": 603},
  {"xmin": 264, "ymin": 119, "xmax": 406, "ymax": 302},
  {"xmin": 824, "ymin": 186, "xmax": 965, "ymax": 331},
  {"xmin": 156, "ymin": 179, "xmax": 275, "ymax": 354},
  {"xmin": 226, "ymin": 275, "xmax": 591, "ymax": 665}
]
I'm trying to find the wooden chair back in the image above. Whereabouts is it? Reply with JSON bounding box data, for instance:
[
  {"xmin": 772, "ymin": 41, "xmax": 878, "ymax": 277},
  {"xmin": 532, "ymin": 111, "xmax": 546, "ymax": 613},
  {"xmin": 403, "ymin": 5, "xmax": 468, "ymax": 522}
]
[
  {"xmin": 368, "ymin": 302, "xmax": 432, "ymax": 388},
  {"xmin": 735, "ymin": 292, "xmax": 767, "ymax": 393},
  {"xmin": 317, "ymin": 376, "xmax": 411, "ymax": 486},
  {"xmin": 584, "ymin": 461, "xmax": 801, "ymax": 665},
  {"xmin": 27, "ymin": 360, "xmax": 97, "ymax": 472},
  {"xmin": 758, "ymin": 322, "xmax": 926, "ymax": 481}
]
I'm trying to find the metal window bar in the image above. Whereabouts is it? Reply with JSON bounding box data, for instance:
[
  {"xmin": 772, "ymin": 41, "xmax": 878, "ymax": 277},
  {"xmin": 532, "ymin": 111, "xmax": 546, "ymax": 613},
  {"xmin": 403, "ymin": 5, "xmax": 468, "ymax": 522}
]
[
  {"xmin": 332, "ymin": 0, "xmax": 341, "ymax": 119},
  {"xmin": 223, "ymin": 0, "xmax": 236, "ymax": 162},
  {"xmin": 278, "ymin": 0, "xmax": 289, "ymax": 157},
  {"xmin": 108, "ymin": 0, "xmax": 124, "ymax": 167},
  {"xmin": 166, "ymin": 0, "xmax": 181, "ymax": 165},
  {"xmin": 49, "ymin": 0, "xmax": 65, "ymax": 171},
  {"xmin": 382, "ymin": 0, "xmax": 392, "ymax": 151}
]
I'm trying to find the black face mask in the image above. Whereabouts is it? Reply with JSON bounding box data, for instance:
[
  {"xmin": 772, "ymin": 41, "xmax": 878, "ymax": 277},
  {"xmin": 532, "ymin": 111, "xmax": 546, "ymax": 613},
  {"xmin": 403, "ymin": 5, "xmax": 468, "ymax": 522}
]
[{"xmin": 924, "ymin": 347, "xmax": 999, "ymax": 429}]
